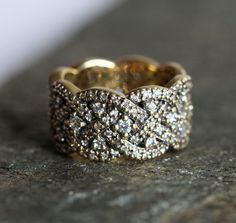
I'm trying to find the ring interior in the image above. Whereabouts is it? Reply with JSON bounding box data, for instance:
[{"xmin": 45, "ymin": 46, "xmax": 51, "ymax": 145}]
[{"xmin": 61, "ymin": 57, "xmax": 183, "ymax": 94}]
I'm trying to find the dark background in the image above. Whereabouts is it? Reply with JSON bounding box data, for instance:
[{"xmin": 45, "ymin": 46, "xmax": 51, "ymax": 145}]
[{"xmin": 0, "ymin": 0, "xmax": 235, "ymax": 222}]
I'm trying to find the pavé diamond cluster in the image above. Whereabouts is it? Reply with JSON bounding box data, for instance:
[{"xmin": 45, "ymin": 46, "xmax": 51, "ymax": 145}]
[{"xmin": 49, "ymin": 56, "xmax": 193, "ymax": 161}]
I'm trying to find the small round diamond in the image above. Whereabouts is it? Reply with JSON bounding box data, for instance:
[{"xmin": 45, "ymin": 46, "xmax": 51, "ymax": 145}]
[
  {"xmin": 145, "ymin": 100, "xmax": 157, "ymax": 112},
  {"xmin": 92, "ymin": 102, "xmax": 105, "ymax": 116},
  {"xmin": 166, "ymin": 112, "xmax": 178, "ymax": 124},
  {"xmin": 142, "ymin": 90, "xmax": 152, "ymax": 100},
  {"xmin": 69, "ymin": 116, "xmax": 86, "ymax": 130},
  {"xmin": 84, "ymin": 110, "xmax": 93, "ymax": 122},
  {"xmin": 145, "ymin": 137, "xmax": 157, "ymax": 149},
  {"xmin": 153, "ymin": 89, "xmax": 162, "ymax": 97},
  {"xmin": 91, "ymin": 138, "xmax": 106, "ymax": 150},
  {"xmin": 130, "ymin": 93, "xmax": 140, "ymax": 103},
  {"xmin": 118, "ymin": 118, "xmax": 133, "ymax": 133},
  {"xmin": 153, "ymin": 123, "xmax": 165, "ymax": 135},
  {"xmin": 110, "ymin": 109, "xmax": 119, "ymax": 119}
]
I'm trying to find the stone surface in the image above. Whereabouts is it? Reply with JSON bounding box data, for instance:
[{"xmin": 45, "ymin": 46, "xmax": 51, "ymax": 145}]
[{"xmin": 0, "ymin": 0, "xmax": 236, "ymax": 222}]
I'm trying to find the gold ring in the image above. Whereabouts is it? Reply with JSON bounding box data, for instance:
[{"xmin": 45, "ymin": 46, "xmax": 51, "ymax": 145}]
[{"xmin": 49, "ymin": 55, "xmax": 193, "ymax": 161}]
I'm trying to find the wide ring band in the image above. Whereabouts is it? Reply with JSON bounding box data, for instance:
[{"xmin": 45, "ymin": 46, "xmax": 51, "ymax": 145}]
[{"xmin": 49, "ymin": 55, "xmax": 193, "ymax": 161}]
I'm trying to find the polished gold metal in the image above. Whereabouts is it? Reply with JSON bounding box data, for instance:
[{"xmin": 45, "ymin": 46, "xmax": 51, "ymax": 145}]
[{"xmin": 49, "ymin": 55, "xmax": 187, "ymax": 95}]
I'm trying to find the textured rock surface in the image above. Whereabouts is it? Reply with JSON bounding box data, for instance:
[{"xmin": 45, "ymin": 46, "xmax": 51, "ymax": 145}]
[{"xmin": 0, "ymin": 0, "xmax": 236, "ymax": 222}]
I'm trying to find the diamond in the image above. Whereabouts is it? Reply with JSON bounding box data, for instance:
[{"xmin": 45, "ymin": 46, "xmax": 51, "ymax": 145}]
[
  {"xmin": 100, "ymin": 151, "xmax": 109, "ymax": 161},
  {"xmin": 98, "ymin": 91, "xmax": 108, "ymax": 101},
  {"xmin": 110, "ymin": 149, "xmax": 120, "ymax": 158},
  {"xmin": 178, "ymin": 121, "xmax": 190, "ymax": 138},
  {"xmin": 101, "ymin": 115, "xmax": 110, "ymax": 125},
  {"xmin": 176, "ymin": 102, "xmax": 185, "ymax": 114},
  {"xmin": 159, "ymin": 143, "xmax": 168, "ymax": 154},
  {"xmin": 55, "ymin": 96, "xmax": 64, "ymax": 108},
  {"xmin": 92, "ymin": 102, "xmax": 105, "ymax": 116},
  {"xmin": 81, "ymin": 139, "xmax": 89, "ymax": 147},
  {"xmin": 130, "ymin": 134, "xmax": 140, "ymax": 144},
  {"xmin": 110, "ymin": 109, "xmax": 119, "ymax": 119},
  {"xmin": 103, "ymin": 129, "xmax": 113, "ymax": 140},
  {"xmin": 110, "ymin": 95, "xmax": 120, "ymax": 105},
  {"xmin": 91, "ymin": 137, "xmax": 106, "ymax": 151},
  {"xmin": 180, "ymin": 94, "xmax": 188, "ymax": 103},
  {"xmin": 84, "ymin": 110, "xmax": 93, "ymax": 122},
  {"xmin": 69, "ymin": 116, "xmax": 86, "ymax": 130},
  {"xmin": 130, "ymin": 93, "xmax": 140, "ymax": 103},
  {"xmin": 153, "ymin": 123, "xmax": 165, "ymax": 135},
  {"xmin": 121, "ymin": 100, "xmax": 132, "ymax": 111},
  {"xmin": 153, "ymin": 89, "xmax": 162, "ymax": 97},
  {"xmin": 145, "ymin": 99, "xmax": 157, "ymax": 112},
  {"xmin": 120, "ymin": 144, "xmax": 129, "ymax": 153},
  {"xmin": 145, "ymin": 137, "xmax": 157, "ymax": 149},
  {"xmin": 117, "ymin": 118, "xmax": 133, "ymax": 133},
  {"xmin": 87, "ymin": 90, "xmax": 95, "ymax": 100},
  {"xmin": 77, "ymin": 102, "xmax": 87, "ymax": 114},
  {"xmin": 142, "ymin": 89, "xmax": 152, "ymax": 100},
  {"xmin": 166, "ymin": 112, "xmax": 178, "ymax": 123}
]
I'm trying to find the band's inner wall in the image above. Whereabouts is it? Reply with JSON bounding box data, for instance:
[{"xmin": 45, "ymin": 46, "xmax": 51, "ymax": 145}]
[{"xmin": 64, "ymin": 60, "xmax": 181, "ymax": 93}]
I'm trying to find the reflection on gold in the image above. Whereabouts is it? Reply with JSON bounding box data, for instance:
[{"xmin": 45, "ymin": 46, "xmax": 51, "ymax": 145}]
[{"xmin": 50, "ymin": 55, "xmax": 186, "ymax": 94}]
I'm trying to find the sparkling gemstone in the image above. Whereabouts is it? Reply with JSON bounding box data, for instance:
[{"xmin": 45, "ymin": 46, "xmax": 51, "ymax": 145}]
[
  {"xmin": 103, "ymin": 129, "xmax": 113, "ymax": 139},
  {"xmin": 120, "ymin": 145, "xmax": 129, "ymax": 153},
  {"xmin": 153, "ymin": 123, "xmax": 165, "ymax": 135},
  {"xmin": 130, "ymin": 134, "xmax": 140, "ymax": 144},
  {"xmin": 110, "ymin": 95, "xmax": 120, "ymax": 105},
  {"xmin": 145, "ymin": 137, "xmax": 157, "ymax": 149},
  {"xmin": 100, "ymin": 152, "xmax": 109, "ymax": 161},
  {"xmin": 87, "ymin": 91, "xmax": 95, "ymax": 100},
  {"xmin": 81, "ymin": 139, "xmax": 89, "ymax": 147},
  {"xmin": 98, "ymin": 91, "xmax": 108, "ymax": 101},
  {"xmin": 117, "ymin": 118, "xmax": 133, "ymax": 133},
  {"xmin": 122, "ymin": 100, "xmax": 132, "ymax": 110},
  {"xmin": 110, "ymin": 149, "xmax": 120, "ymax": 158},
  {"xmin": 129, "ymin": 108, "xmax": 138, "ymax": 117},
  {"xmin": 101, "ymin": 115, "xmax": 110, "ymax": 125},
  {"xmin": 166, "ymin": 112, "xmax": 178, "ymax": 123},
  {"xmin": 91, "ymin": 138, "xmax": 106, "ymax": 150},
  {"xmin": 145, "ymin": 100, "xmax": 157, "ymax": 112},
  {"xmin": 69, "ymin": 116, "xmax": 86, "ymax": 130},
  {"xmin": 142, "ymin": 90, "xmax": 152, "ymax": 100},
  {"xmin": 163, "ymin": 90, "xmax": 172, "ymax": 97},
  {"xmin": 178, "ymin": 121, "xmax": 190, "ymax": 137},
  {"xmin": 77, "ymin": 102, "xmax": 87, "ymax": 114},
  {"xmin": 153, "ymin": 89, "xmax": 162, "ymax": 97},
  {"xmin": 110, "ymin": 109, "xmax": 119, "ymax": 119},
  {"xmin": 159, "ymin": 144, "xmax": 168, "ymax": 154},
  {"xmin": 130, "ymin": 93, "xmax": 140, "ymax": 103},
  {"xmin": 180, "ymin": 94, "xmax": 188, "ymax": 103},
  {"xmin": 176, "ymin": 102, "xmax": 185, "ymax": 114},
  {"xmin": 92, "ymin": 102, "xmax": 105, "ymax": 115},
  {"xmin": 84, "ymin": 110, "xmax": 93, "ymax": 122},
  {"xmin": 138, "ymin": 112, "xmax": 147, "ymax": 123},
  {"xmin": 55, "ymin": 97, "xmax": 64, "ymax": 108}
]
